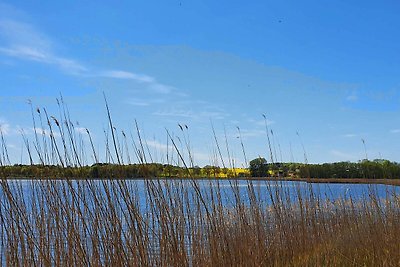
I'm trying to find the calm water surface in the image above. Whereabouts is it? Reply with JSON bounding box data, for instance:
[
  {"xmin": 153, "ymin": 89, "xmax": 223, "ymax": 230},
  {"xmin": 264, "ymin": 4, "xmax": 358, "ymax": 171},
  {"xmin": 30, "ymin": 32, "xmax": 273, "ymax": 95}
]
[{"xmin": 3, "ymin": 179, "xmax": 399, "ymax": 209}]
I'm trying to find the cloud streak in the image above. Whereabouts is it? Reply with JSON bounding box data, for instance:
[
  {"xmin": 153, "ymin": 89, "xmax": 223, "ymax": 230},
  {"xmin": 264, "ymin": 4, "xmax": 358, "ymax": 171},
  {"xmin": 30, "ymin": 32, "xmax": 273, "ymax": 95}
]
[
  {"xmin": 346, "ymin": 94, "xmax": 358, "ymax": 102},
  {"xmin": 100, "ymin": 70, "xmax": 155, "ymax": 82},
  {"xmin": 0, "ymin": 120, "xmax": 10, "ymax": 135},
  {"xmin": 33, "ymin": 127, "xmax": 61, "ymax": 138},
  {"xmin": 0, "ymin": 16, "xmax": 175, "ymax": 94},
  {"xmin": 145, "ymin": 139, "xmax": 169, "ymax": 152},
  {"xmin": 342, "ymin": 133, "xmax": 357, "ymax": 138},
  {"xmin": 99, "ymin": 70, "xmax": 175, "ymax": 94},
  {"xmin": 0, "ymin": 45, "xmax": 88, "ymax": 74},
  {"xmin": 153, "ymin": 108, "xmax": 228, "ymax": 120},
  {"xmin": 75, "ymin": 127, "xmax": 87, "ymax": 135}
]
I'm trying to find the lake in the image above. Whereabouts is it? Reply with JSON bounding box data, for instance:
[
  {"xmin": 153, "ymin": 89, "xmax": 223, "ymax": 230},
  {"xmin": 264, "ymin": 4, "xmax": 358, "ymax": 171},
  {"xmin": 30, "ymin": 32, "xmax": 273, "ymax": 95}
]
[{"xmin": 3, "ymin": 178, "xmax": 399, "ymax": 210}]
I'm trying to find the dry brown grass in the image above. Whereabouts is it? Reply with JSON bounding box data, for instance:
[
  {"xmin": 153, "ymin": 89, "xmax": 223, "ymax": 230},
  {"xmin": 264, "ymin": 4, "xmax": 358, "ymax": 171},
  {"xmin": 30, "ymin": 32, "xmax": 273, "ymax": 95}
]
[{"xmin": 0, "ymin": 178, "xmax": 399, "ymax": 266}]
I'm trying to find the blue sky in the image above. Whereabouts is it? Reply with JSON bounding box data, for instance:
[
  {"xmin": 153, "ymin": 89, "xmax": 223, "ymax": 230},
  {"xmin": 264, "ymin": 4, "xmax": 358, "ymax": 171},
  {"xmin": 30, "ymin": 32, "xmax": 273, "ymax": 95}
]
[{"xmin": 0, "ymin": 1, "xmax": 400, "ymax": 166}]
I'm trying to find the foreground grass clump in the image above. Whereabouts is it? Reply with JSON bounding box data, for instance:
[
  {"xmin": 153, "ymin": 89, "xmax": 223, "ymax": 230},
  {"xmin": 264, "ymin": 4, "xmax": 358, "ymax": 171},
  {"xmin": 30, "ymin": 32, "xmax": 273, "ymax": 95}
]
[{"xmin": 1, "ymin": 178, "xmax": 399, "ymax": 266}]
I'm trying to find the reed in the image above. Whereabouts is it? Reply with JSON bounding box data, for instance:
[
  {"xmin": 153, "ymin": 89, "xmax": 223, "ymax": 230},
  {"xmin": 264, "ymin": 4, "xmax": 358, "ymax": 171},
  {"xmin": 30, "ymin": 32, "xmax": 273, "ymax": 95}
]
[{"xmin": 0, "ymin": 97, "xmax": 399, "ymax": 266}]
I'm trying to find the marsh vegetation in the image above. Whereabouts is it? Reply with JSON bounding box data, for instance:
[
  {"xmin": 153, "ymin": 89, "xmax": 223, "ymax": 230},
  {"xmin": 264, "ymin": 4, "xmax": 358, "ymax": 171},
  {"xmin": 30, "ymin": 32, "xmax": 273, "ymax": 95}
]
[{"xmin": 0, "ymin": 97, "xmax": 399, "ymax": 266}]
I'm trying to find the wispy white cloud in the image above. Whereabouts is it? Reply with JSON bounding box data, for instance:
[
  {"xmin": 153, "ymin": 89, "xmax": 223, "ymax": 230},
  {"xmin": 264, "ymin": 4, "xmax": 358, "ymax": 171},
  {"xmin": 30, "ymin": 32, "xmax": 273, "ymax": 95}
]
[
  {"xmin": 153, "ymin": 108, "xmax": 227, "ymax": 120},
  {"xmin": 126, "ymin": 99, "xmax": 150, "ymax": 107},
  {"xmin": 148, "ymin": 83, "xmax": 175, "ymax": 94},
  {"xmin": 125, "ymin": 98, "xmax": 166, "ymax": 107},
  {"xmin": 342, "ymin": 133, "xmax": 357, "ymax": 138},
  {"xmin": 6, "ymin": 143, "xmax": 17, "ymax": 149},
  {"xmin": 346, "ymin": 94, "xmax": 358, "ymax": 102},
  {"xmin": 145, "ymin": 139, "xmax": 169, "ymax": 152},
  {"xmin": 0, "ymin": 15, "xmax": 176, "ymax": 94},
  {"xmin": 390, "ymin": 129, "xmax": 400, "ymax": 134},
  {"xmin": 0, "ymin": 18, "xmax": 50, "ymax": 50},
  {"xmin": 153, "ymin": 109, "xmax": 194, "ymax": 118},
  {"xmin": 75, "ymin": 127, "xmax": 87, "ymax": 135},
  {"xmin": 0, "ymin": 119, "xmax": 10, "ymax": 135},
  {"xmin": 0, "ymin": 45, "xmax": 88, "ymax": 74},
  {"xmin": 32, "ymin": 127, "xmax": 60, "ymax": 138},
  {"xmin": 99, "ymin": 71, "xmax": 175, "ymax": 94},
  {"xmin": 0, "ymin": 18, "xmax": 87, "ymax": 75},
  {"xmin": 100, "ymin": 70, "xmax": 155, "ymax": 83}
]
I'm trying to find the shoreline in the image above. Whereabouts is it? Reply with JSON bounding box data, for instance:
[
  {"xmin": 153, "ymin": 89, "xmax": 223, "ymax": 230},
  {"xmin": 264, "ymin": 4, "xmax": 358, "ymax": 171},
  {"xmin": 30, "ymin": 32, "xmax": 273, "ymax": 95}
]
[
  {"xmin": 2, "ymin": 176, "xmax": 400, "ymax": 186},
  {"xmin": 243, "ymin": 177, "xmax": 400, "ymax": 186}
]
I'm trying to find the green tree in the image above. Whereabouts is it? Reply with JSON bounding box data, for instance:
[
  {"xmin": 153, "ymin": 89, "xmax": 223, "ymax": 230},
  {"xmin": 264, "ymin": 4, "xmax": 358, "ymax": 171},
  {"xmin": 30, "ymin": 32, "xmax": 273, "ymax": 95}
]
[
  {"xmin": 203, "ymin": 165, "xmax": 214, "ymax": 177},
  {"xmin": 249, "ymin": 157, "xmax": 269, "ymax": 177},
  {"xmin": 192, "ymin": 166, "xmax": 201, "ymax": 177}
]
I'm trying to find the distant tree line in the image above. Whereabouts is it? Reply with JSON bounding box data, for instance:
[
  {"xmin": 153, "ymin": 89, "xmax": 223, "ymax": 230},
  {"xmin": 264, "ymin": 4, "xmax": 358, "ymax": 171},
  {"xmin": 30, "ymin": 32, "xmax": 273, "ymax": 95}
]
[
  {"xmin": 249, "ymin": 158, "xmax": 400, "ymax": 179},
  {"xmin": 297, "ymin": 159, "xmax": 400, "ymax": 179},
  {"xmin": 1, "ymin": 159, "xmax": 400, "ymax": 179},
  {"xmin": 0, "ymin": 163, "xmax": 249, "ymax": 179},
  {"xmin": 0, "ymin": 163, "xmax": 185, "ymax": 179}
]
